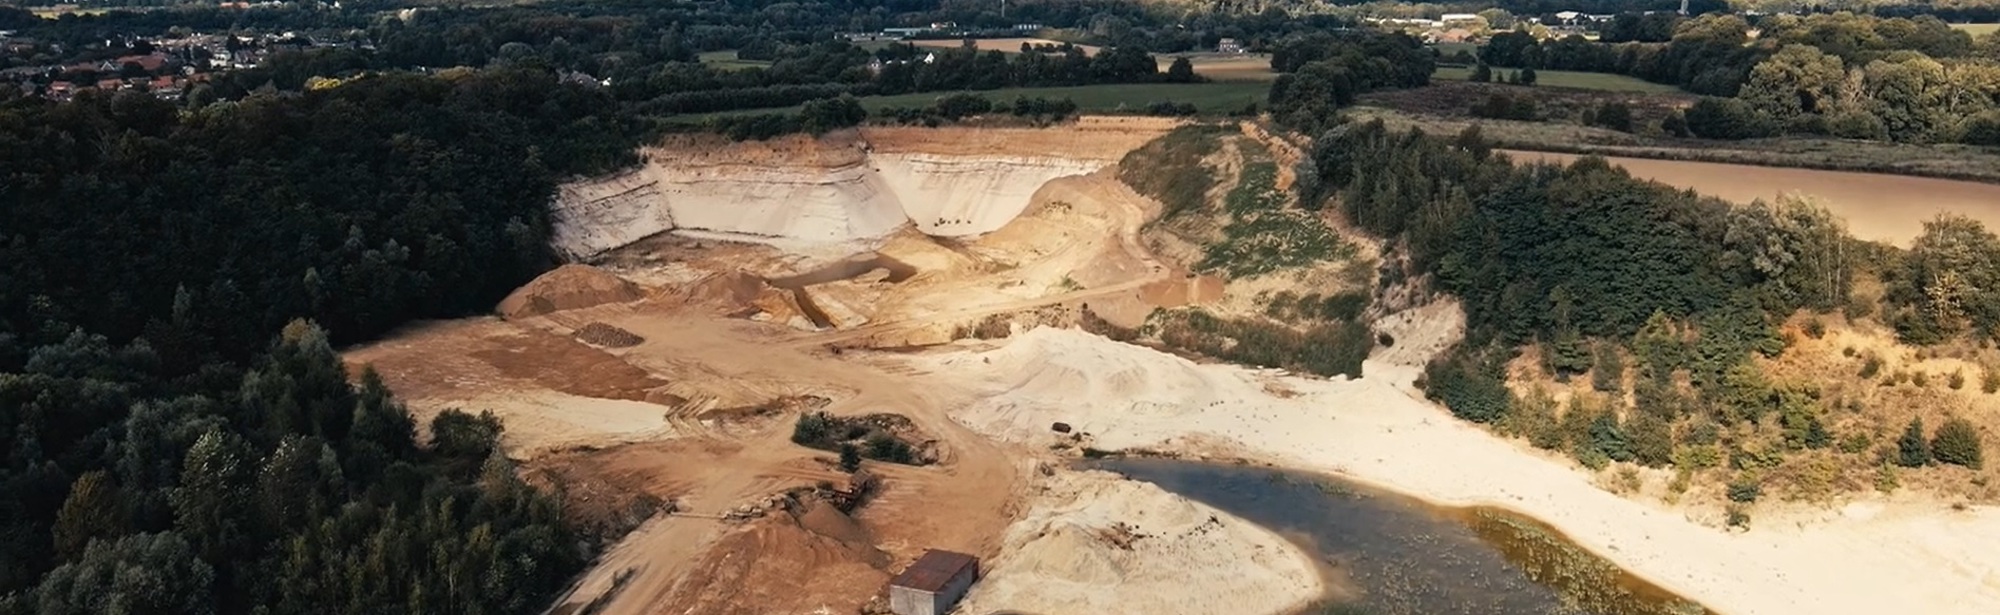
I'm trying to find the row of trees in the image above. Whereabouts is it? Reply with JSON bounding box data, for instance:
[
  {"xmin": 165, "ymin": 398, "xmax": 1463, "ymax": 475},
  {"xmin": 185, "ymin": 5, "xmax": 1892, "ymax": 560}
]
[
  {"xmin": 1476, "ymin": 12, "xmax": 2000, "ymax": 144},
  {"xmin": 1267, "ymin": 30, "xmax": 1435, "ymax": 131}
]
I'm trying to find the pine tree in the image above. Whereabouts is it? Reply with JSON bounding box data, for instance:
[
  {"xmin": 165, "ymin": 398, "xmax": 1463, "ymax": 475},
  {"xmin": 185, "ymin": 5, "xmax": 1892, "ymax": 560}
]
[
  {"xmin": 1897, "ymin": 417, "xmax": 1932, "ymax": 467},
  {"xmin": 1470, "ymin": 63, "xmax": 1492, "ymax": 83},
  {"xmin": 1932, "ymin": 417, "xmax": 1984, "ymax": 469}
]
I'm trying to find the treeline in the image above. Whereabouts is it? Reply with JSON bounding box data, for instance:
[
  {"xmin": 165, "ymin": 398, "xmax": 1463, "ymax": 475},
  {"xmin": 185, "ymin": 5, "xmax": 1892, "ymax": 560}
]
[
  {"xmin": 1475, "ymin": 12, "xmax": 2000, "ymax": 144},
  {"xmin": 0, "ymin": 68, "xmax": 638, "ymax": 362},
  {"xmin": 1267, "ymin": 30, "xmax": 1435, "ymax": 131}
]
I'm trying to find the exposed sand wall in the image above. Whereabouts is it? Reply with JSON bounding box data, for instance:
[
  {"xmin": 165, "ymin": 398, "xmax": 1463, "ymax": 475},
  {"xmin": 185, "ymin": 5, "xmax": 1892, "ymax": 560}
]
[
  {"xmin": 874, "ymin": 153, "xmax": 1102, "ymax": 236},
  {"xmin": 551, "ymin": 121, "xmax": 1176, "ymax": 259}
]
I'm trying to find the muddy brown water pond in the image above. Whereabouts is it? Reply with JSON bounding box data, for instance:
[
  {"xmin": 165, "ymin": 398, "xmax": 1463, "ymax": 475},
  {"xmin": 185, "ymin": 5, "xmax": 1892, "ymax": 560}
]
[
  {"xmin": 1090, "ymin": 458, "xmax": 1712, "ymax": 615},
  {"xmin": 1503, "ymin": 150, "xmax": 2000, "ymax": 247}
]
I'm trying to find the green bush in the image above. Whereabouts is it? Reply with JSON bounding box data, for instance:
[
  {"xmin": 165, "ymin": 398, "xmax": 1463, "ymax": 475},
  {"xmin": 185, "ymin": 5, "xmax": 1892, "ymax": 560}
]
[
  {"xmin": 1590, "ymin": 342, "xmax": 1625, "ymax": 392},
  {"xmin": 1726, "ymin": 477, "xmax": 1762, "ymax": 502},
  {"xmin": 1588, "ymin": 413, "xmax": 1634, "ymax": 462},
  {"xmin": 1627, "ymin": 412, "xmax": 1674, "ymax": 467},
  {"xmin": 1932, "ymin": 417, "xmax": 1984, "ymax": 469},
  {"xmin": 1859, "ymin": 354, "xmax": 1882, "ymax": 379},
  {"xmin": 1898, "ymin": 417, "xmax": 1932, "ymax": 467},
  {"xmin": 1684, "ymin": 97, "xmax": 1776, "ymax": 140},
  {"xmin": 838, "ymin": 443, "xmax": 862, "ymax": 472},
  {"xmin": 1951, "ymin": 370, "xmax": 1967, "ymax": 390},
  {"xmin": 1984, "ymin": 368, "xmax": 2000, "ymax": 394}
]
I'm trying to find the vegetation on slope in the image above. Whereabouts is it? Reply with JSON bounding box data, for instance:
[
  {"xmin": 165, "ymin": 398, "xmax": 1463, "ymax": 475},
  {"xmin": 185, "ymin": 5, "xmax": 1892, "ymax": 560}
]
[{"xmin": 1310, "ymin": 119, "xmax": 1995, "ymax": 519}]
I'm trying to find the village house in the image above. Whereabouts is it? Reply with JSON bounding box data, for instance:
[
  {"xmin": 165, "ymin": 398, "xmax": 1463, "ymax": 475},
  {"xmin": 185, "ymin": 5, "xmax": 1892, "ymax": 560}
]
[{"xmin": 1216, "ymin": 37, "xmax": 1244, "ymax": 54}]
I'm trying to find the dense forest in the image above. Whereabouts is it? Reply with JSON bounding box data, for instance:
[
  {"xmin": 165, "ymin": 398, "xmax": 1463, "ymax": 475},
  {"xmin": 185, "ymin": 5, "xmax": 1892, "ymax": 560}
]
[{"xmin": 0, "ymin": 68, "xmax": 640, "ymax": 613}]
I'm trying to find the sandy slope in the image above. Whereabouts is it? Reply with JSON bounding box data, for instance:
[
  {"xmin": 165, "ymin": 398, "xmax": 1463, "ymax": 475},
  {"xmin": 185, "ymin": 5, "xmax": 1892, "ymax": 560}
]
[
  {"xmin": 955, "ymin": 468, "xmax": 1323, "ymax": 615},
  {"xmin": 915, "ymin": 326, "xmax": 2000, "ymax": 615}
]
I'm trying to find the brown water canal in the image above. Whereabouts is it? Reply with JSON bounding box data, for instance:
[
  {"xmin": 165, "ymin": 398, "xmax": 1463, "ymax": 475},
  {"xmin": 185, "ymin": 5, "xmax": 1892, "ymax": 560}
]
[{"xmin": 1092, "ymin": 458, "xmax": 1711, "ymax": 615}]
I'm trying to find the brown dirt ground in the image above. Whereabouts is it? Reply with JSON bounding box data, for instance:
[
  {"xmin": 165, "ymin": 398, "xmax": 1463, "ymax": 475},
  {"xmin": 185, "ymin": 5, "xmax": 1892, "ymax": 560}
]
[
  {"xmin": 1506, "ymin": 151, "xmax": 2000, "ymax": 246},
  {"xmin": 911, "ymin": 37, "xmax": 1101, "ymax": 56}
]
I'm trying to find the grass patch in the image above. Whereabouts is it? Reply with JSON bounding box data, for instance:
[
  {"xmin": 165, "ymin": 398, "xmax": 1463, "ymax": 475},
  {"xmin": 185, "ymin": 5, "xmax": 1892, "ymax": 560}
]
[
  {"xmin": 1952, "ymin": 23, "xmax": 2000, "ymax": 36},
  {"xmin": 1196, "ymin": 157, "xmax": 1355, "ymax": 277},
  {"xmin": 1432, "ymin": 66, "xmax": 1682, "ymax": 93},
  {"xmin": 1461, "ymin": 507, "xmax": 1713, "ymax": 615},
  {"xmin": 694, "ymin": 82, "xmax": 1268, "ymax": 119},
  {"xmin": 1118, "ymin": 124, "xmax": 1229, "ymax": 218},
  {"xmin": 1145, "ymin": 308, "xmax": 1372, "ymax": 378},
  {"xmin": 696, "ymin": 50, "xmax": 773, "ymax": 70}
]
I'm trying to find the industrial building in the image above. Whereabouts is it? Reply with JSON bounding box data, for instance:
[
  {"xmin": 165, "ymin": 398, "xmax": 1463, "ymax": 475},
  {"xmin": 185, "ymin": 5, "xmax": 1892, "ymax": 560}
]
[{"xmin": 887, "ymin": 549, "xmax": 979, "ymax": 615}]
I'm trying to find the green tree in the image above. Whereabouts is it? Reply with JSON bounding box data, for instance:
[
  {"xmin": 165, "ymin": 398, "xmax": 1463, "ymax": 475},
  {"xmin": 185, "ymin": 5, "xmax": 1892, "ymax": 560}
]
[
  {"xmin": 34, "ymin": 532, "xmax": 215, "ymax": 615},
  {"xmin": 1685, "ymin": 97, "xmax": 1777, "ymax": 140},
  {"xmin": 1863, "ymin": 54, "xmax": 1951, "ymax": 142},
  {"xmin": 1591, "ymin": 341, "xmax": 1626, "ymax": 392},
  {"xmin": 1589, "ymin": 101, "xmax": 1633, "ymax": 132},
  {"xmin": 53, "ymin": 471, "xmax": 129, "ymax": 560},
  {"xmin": 1724, "ymin": 195, "xmax": 1852, "ymax": 311},
  {"xmin": 1470, "ymin": 63, "xmax": 1492, "ymax": 83},
  {"xmin": 1627, "ymin": 412, "xmax": 1674, "ymax": 467},
  {"xmin": 1898, "ymin": 416, "xmax": 1932, "ymax": 467},
  {"xmin": 1588, "ymin": 412, "xmax": 1634, "ymax": 462},
  {"xmin": 1518, "ymin": 67, "xmax": 1537, "ymax": 86},
  {"xmin": 1165, "ymin": 57, "xmax": 1196, "ymax": 83},
  {"xmin": 1739, "ymin": 45, "xmax": 1848, "ymax": 124},
  {"xmin": 170, "ymin": 428, "xmax": 255, "ymax": 563},
  {"xmin": 1932, "ymin": 416, "xmax": 1984, "ymax": 469}
]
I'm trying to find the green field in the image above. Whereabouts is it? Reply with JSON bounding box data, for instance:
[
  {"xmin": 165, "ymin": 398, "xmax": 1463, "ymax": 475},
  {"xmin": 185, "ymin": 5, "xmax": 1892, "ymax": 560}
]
[
  {"xmin": 696, "ymin": 82, "xmax": 1270, "ymax": 119},
  {"xmin": 697, "ymin": 50, "xmax": 773, "ymax": 70},
  {"xmin": 1953, "ymin": 23, "xmax": 2000, "ymax": 36},
  {"xmin": 1432, "ymin": 66, "xmax": 1681, "ymax": 93}
]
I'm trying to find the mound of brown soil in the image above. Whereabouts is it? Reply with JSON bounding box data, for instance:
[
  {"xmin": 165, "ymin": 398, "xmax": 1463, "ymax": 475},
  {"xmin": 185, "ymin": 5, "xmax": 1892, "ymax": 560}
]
[
  {"xmin": 497, "ymin": 265, "xmax": 643, "ymax": 318},
  {"xmin": 575, "ymin": 322, "xmax": 645, "ymax": 348}
]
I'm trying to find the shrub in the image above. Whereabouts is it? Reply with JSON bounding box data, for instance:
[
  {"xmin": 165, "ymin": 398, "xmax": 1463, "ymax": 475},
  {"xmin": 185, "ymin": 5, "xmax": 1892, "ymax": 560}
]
[
  {"xmin": 1951, "ymin": 370, "xmax": 1966, "ymax": 390},
  {"xmin": 1837, "ymin": 431, "xmax": 1872, "ymax": 454},
  {"xmin": 1859, "ymin": 354, "xmax": 1882, "ymax": 378},
  {"xmin": 1588, "ymin": 412, "xmax": 1633, "ymax": 462},
  {"xmin": 1627, "ymin": 412, "xmax": 1674, "ymax": 467},
  {"xmin": 1518, "ymin": 67, "xmax": 1538, "ymax": 86},
  {"xmin": 1591, "ymin": 342, "xmax": 1625, "ymax": 393},
  {"xmin": 1684, "ymin": 97, "xmax": 1776, "ymax": 140},
  {"xmin": 1803, "ymin": 318, "xmax": 1825, "ymax": 339},
  {"xmin": 1984, "ymin": 368, "xmax": 2000, "ymax": 394},
  {"xmin": 1377, "ymin": 332, "xmax": 1396, "ymax": 347},
  {"xmin": 1588, "ymin": 101, "xmax": 1633, "ymax": 132},
  {"xmin": 1827, "ymin": 110, "xmax": 1889, "ymax": 141},
  {"xmin": 1661, "ymin": 111, "xmax": 1691, "ymax": 137},
  {"xmin": 1897, "ymin": 417, "xmax": 1932, "ymax": 467},
  {"xmin": 1912, "ymin": 371, "xmax": 1930, "ymax": 388},
  {"xmin": 1725, "ymin": 504, "xmax": 1751, "ymax": 529},
  {"xmin": 838, "ymin": 443, "xmax": 862, "ymax": 472},
  {"xmin": 1932, "ymin": 417, "xmax": 1984, "ymax": 469},
  {"xmin": 1958, "ymin": 110, "xmax": 2000, "ymax": 147},
  {"xmin": 1726, "ymin": 477, "xmax": 1762, "ymax": 502}
]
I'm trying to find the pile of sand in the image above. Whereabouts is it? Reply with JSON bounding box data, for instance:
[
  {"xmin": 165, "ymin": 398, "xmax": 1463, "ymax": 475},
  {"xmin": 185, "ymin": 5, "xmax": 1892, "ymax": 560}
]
[
  {"xmin": 574, "ymin": 322, "xmax": 644, "ymax": 348},
  {"xmin": 955, "ymin": 468, "xmax": 1321, "ymax": 615},
  {"xmin": 914, "ymin": 327, "xmax": 2000, "ymax": 615},
  {"xmin": 497, "ymin": 265, "xmax": 644, "ymax": 318},
  {"xmin": 672, "ymin": 271, "xmax": 816, "ymax": 330}
]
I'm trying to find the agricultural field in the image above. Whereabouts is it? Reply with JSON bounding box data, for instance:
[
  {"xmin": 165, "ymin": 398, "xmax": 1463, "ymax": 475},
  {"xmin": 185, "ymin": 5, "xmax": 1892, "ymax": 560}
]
[
  {"xmin": 1159, "ymin": 53, "xmax": 1278, "ymax": 82},
  {"xmin": 1432, "ymin": 65, "xmax": 1682, "ymax": 93},
  {"xmin": 1952, "ymin": 23, "xmax": 2000, "ymax": 36},
  {"xmin": 697, "ymin": 82, "xmax": 1269, "ymax": 119},
  {"xmin": 697, "ymin": 50, "xmax": 773, "ymax": 70},
  {"xmin": 912, "ymin": 37, "xmax": 1102, "ymax": 55}
]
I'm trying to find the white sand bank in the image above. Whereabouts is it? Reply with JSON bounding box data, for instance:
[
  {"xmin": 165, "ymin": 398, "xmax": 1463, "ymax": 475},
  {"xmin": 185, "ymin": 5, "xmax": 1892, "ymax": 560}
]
[{"xmin": 918, "ymin": 327, "xmax": 2000, "ymax": 615}]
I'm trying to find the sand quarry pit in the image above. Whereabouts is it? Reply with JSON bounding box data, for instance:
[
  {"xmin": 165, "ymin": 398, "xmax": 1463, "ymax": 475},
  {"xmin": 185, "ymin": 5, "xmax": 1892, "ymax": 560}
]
[
  {"xmin": 343, "ymin": 120, "xmax": 2000, "ymax": 615},
  {"xmin": 1505, "ymin": 150, "xmax": 2000, "ymax": 246}
]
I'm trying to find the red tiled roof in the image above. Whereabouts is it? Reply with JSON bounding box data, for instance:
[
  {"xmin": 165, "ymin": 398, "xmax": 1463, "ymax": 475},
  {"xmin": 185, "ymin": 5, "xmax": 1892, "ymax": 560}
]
[{"xmin": 889, "ymin": 549, "xmax": 977, "ymax": 592}]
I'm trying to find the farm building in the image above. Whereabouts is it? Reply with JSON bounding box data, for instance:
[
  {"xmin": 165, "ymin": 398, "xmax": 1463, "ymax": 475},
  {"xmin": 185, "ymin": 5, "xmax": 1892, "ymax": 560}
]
[{"xmin": 888, "ymin": 549, "xmax": 979, "ymax": 615}]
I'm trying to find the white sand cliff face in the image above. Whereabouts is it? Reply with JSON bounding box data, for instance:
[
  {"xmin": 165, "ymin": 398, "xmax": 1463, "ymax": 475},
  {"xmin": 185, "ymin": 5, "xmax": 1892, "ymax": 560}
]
[
  {"xmin": 915, "ymin": 326, "xmax": 2000, "ymax": 615},
  {"xmin": 548, "ymin": 133, "xmax": 1112, "ymax": 260},
  {"xmin": 954, "ymin": 468, "xmax": 1323, "ymax": 615}
]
